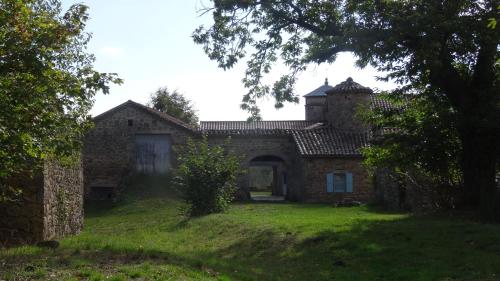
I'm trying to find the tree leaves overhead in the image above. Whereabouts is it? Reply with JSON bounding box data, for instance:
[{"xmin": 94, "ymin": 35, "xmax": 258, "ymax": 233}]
[
  {"xmin": 193, "ymin": 0, "xmax": 499, "ymax": 120},
  {"xmin": 148, "ymin": 87, "xmax": 199, "ymax": 128},
  {"xmin": 0, "ymin": 0, "xmax": 122, "ymax": 198},
  {"xmin": 194, "ymin": 0, "xmax": 500, "ymax": 219}
]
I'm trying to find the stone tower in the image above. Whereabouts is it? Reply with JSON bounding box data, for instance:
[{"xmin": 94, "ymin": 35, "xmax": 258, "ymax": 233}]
[
  {"xmin": 325, "ymin": 77, "xmax": 373, "ymax": 131},
  {"xmin": 303, "ymin": 78, "xmax": 332, "ymax": 121}
]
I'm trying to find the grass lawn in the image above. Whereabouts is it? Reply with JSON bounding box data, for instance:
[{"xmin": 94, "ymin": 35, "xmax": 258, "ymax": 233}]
[{"xmin": 1, "ymin": 177, "xmax": 500, "ymax": 281}]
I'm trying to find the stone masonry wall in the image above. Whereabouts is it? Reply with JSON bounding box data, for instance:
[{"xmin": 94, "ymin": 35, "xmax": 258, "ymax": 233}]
[
  {"xmin": 326, "ymin": 92, "xmax": 370, "ymax": 131},
  {"xmin": 206, "ymin": 134, "xmax": 300, "ymax": 200},
  {"xmin": 0, "ymin": 158, "xmax": 83, "ymax": 246},
  {"xmin": 83, "ymin": 104, "xmax": 194, "ymax": 199},
  {"xmin": 42, "ymin": 159, "xmax": 84, "ymax": 241},
  {"xmin": 297, "ymin": 157, "xmax": 373, "ymax": 203}
]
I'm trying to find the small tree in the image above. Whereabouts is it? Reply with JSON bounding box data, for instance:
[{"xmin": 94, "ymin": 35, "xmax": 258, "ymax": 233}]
[
  {"xmin": 148, "ymin": 87, "xmax": 199, "ymax": 127},
  {"xmin": 177, "ymin": 136, "xmax": 241, "ymax": 216}
]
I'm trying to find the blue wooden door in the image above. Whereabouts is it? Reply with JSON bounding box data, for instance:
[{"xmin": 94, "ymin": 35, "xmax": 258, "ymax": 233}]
[{"xmin": 135, "ymin": 134, "xmax": 171, "ymax": 173}]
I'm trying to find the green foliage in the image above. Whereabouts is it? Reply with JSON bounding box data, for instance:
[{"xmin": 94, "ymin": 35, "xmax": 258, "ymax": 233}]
[
  {"xmin": 148, "ymin": 87, "xmax": 199, "ymax": 127},
  {"xmin": 2, "ymin": 190, "xmax": 500, "ymax": 280},
  {"xmin": 0, "ymin": 0, "xmax": 122, "ymax": 199},
  {"xmin": 194, "ymin": 1, "xmax": 499, "ymax": 120},
  {"xmin": 177, "ymin": 136, "xmax": 242, "ymax": 216},
  {"xmin": 361, "ymin": 93, "xmax": 462, "ymax": 187},
  {"xmin": 193, "ymin": 0, "xmax": 500, "ymax": 218}
]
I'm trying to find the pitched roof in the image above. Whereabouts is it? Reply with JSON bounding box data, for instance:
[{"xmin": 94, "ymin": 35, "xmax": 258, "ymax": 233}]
[
  {"xmin": 200, "ymin": 120, "xmax": 320, "ymax": 135},
  {"xmin": 303, "ymin": 78, "xmax": 333, "ymax": 97},
  {"xmin": 327, "ymin": 77, "xmax": 373, "ymax": 95},
  {"xmin": 292, "ymin": 127, "xmax": 370, "ymax": 157},
  {"xmin": 93, "ymin": 100, "xmax": 196, "ymax": 132},
  {"xmin": 370, "ymin": 94, "xmax": 409, "ymax": 111}
]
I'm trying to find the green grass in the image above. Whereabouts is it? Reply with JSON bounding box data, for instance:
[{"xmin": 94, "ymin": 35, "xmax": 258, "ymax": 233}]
[
  {"xmin": 249, "ymin": 191, "xmax": 272, "ymax": 197},
  {"xmin": 1, "ymin": 176, "xmax": 500, "ymax": 280}
]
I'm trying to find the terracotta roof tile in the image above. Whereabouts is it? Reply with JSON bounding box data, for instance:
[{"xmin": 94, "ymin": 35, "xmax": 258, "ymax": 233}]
[
  {"xmin": 292, "ymin": 127, "xmax": 370, "ymax": 157},
  {"xmin": 200, "ymin": 120, "xmax": 320, "ymax": 135},
  {"xmin": 327, "ymin": 77, "xmax": 373, "ymax": 95},
  {"xmin": 370, "ymin": 94, "xmax": 408, "ymax": 111}
]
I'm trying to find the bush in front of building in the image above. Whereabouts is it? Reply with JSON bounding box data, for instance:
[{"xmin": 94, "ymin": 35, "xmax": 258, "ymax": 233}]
[{"xmin": 177, "ymin": 136, "xmax": 241, "ymax": 216}]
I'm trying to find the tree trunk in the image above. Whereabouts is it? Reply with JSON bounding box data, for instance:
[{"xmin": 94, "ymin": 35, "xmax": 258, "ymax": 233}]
[{"xmin": 461, "ymin": 128, "xmax": 498, "ymax": 221}]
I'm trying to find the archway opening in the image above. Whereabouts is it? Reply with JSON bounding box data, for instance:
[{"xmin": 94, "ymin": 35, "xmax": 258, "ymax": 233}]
[{"xmin": 248, "ymin": 155, "xmax": 287, "ymax": 200}]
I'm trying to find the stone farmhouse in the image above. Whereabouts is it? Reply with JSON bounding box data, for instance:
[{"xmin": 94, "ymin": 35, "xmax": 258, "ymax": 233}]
[{"xmin": 84, "ymin": 77, "xmax": 391, "ymax": 203}]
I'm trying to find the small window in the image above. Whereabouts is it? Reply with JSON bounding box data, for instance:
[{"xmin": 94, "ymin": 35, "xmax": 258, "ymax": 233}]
[
  {"xmin": 128, "ymin": 119, "xmax": 133, "ymax": 126},
  {"xmin": 326, "ymin": 172, "xmax": 353, "ymax": 193},
  {"xmin": 333, "ymin": 173, "xmax": 346, "ymax": 192}
]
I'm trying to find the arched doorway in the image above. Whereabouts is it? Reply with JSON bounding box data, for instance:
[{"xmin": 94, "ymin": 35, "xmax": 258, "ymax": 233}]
[{"xmin": 248, "ymin": 155, "xmax": 287, "ymax": 200}]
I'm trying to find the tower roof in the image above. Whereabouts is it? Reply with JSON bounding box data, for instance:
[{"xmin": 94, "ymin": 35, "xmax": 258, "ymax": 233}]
[
  {"xmin": 326, "ymin": 77, "xmax": 373, "ymax": 95},
  {"xmin": 303, "ymin": 78, "xmax": 333, "ymax": 97}
]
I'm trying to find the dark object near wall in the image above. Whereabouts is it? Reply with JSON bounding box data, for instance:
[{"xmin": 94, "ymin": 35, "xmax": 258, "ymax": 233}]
[{"xmin": 0, "ymin": 158, "xmax": 84, "ymax": 247}]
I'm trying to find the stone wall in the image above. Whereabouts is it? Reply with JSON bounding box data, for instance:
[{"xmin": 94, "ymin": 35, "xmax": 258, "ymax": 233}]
[
  {"xmin": 326, "ymin": 92, "xmax": 370, "ymax": 131},
  {"xmin": 290, "ymin": 157, "xmax": 373, "ymax": 203},
  {"xmin": 206, "ymin": 134, "xmax": 300, "ymax": 199},
  {"xmin": 305, "ymin": 96, "xmax": 326, "ymax": 121},
  {"xmin": 42, "ymin": 159, "xmax": 84, "ymax": 241},
  {"xmin": 0, "ymin": 158, "xmax": 83, "ymax": 246},
  {"xmin": 83, "ymin": 103, "xmax": 194, "ymax": 199}
]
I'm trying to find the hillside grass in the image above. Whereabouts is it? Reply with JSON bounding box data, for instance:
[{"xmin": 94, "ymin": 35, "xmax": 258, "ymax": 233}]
[{"xmin": 1, "ymin": 176, "xmax": 500, "ymax": 281}]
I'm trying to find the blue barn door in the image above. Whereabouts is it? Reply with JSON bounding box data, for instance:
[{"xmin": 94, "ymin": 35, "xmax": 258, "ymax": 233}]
[{"xmin": 135, "ymin": 134, "xmax": 171, "ymax": 173}]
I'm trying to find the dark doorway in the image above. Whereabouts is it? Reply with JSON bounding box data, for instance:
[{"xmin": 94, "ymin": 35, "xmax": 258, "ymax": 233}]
[{"xmin": 248, "ymin": 155, "xmax": 286, "ymax": 200}]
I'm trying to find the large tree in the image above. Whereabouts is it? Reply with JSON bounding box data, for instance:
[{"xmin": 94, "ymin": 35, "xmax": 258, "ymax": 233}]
[
  {"xmin": 148, "ymin": 87, "xmax": 199, "ymax": 127},
  {"xmin": 193, "ymin": 0, "xmax": 499, "ymax": 219},
  {"xmin": 0, "ymin": 0, "xmax": 121, "ymax": 200}
]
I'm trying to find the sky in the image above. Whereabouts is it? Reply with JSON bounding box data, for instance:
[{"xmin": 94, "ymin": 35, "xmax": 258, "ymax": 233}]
[{"xmin": 61, "ymin": 0, "xmax": 395, "ymax": 121}]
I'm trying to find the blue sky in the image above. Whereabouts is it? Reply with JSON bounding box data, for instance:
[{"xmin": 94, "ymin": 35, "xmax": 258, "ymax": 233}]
[{"xmin": 61, "ymin": 0, "xmax": 395, "ymax": 121}]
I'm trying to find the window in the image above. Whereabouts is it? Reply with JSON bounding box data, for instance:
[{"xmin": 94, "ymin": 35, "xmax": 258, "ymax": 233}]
[
  {"xmin": 334, "ymin": 173, "xmax": 346, "ymax": 192},
  {"xmin": 128, "ymin": 119, "xmax": 133, "ymax": 126},
  {"xmin": 326, "ymin": 172, "xmax": 353, "ymax": 193}
]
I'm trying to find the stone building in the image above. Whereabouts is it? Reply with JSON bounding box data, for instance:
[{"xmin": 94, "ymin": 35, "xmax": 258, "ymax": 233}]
[
  {"xmin": 0, "ymin": 159, "xmax": 84, "ymax": 246},
  {"xmin": 84, "ymin": 77, "xmax": 385, "ymax": 203}
]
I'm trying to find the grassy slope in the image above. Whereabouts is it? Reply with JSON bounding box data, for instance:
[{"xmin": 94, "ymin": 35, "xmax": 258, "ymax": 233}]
[{"xmin": 1, "ymin": 177, "xmax": 500, "ymax": 281}]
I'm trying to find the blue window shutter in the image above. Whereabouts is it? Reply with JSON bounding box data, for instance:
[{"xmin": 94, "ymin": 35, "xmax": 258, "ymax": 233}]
[
  {"xmin": 346, "ymin": 172, "xmax": 353, "ymax": 193},
  {"xmin": 327, "ymin": 173, "xmax": 334, "ymax": 193}
]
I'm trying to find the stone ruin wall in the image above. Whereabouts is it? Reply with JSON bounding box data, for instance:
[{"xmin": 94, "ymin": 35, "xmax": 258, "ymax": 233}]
[{"xmin": 0, "ymin": 158, "xmax": 83, "ymax": 246}]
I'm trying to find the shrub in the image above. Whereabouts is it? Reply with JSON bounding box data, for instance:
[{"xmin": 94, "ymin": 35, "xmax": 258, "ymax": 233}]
[{"xmin": 177, "ymin": 136, "xmax": 241, "ymax": 216}]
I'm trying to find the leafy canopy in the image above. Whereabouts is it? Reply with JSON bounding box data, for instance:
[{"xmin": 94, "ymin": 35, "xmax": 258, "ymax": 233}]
[
  {"xmin": 193, "ymin": 0, "xmax": 499, "ymax": 121},
  {"xmin": 148, "ymin": 87, "xmax": 199, "ymax": 127},
  {"xmin": 361, "ymin": 93, "xmax": 462, "ymax": 188},
  {"xmin": 0, "ymin": 0, "xmax": 121, "ymax": 198}
]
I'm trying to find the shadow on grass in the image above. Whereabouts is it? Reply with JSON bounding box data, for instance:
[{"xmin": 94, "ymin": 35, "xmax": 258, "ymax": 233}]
[{"xmin": 2, "ymin": 213, "xmax": 500, "ymax": 281}]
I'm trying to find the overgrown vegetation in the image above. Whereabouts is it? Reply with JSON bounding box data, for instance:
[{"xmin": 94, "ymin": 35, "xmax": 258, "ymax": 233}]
[
  {"xmin": 1, "ymin": 181, "xmax": 500, "ymax": 281},
  {"xmin": 0, "ymin": 0, "xmax": 121, "ymax": 201},
  {"xmin": 177, "ymin": 137, "xmax": 242, "ymax": 216},
  {"xmin": 361, "ymin": 93, "xmax": 463, "ymax": 208}
]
